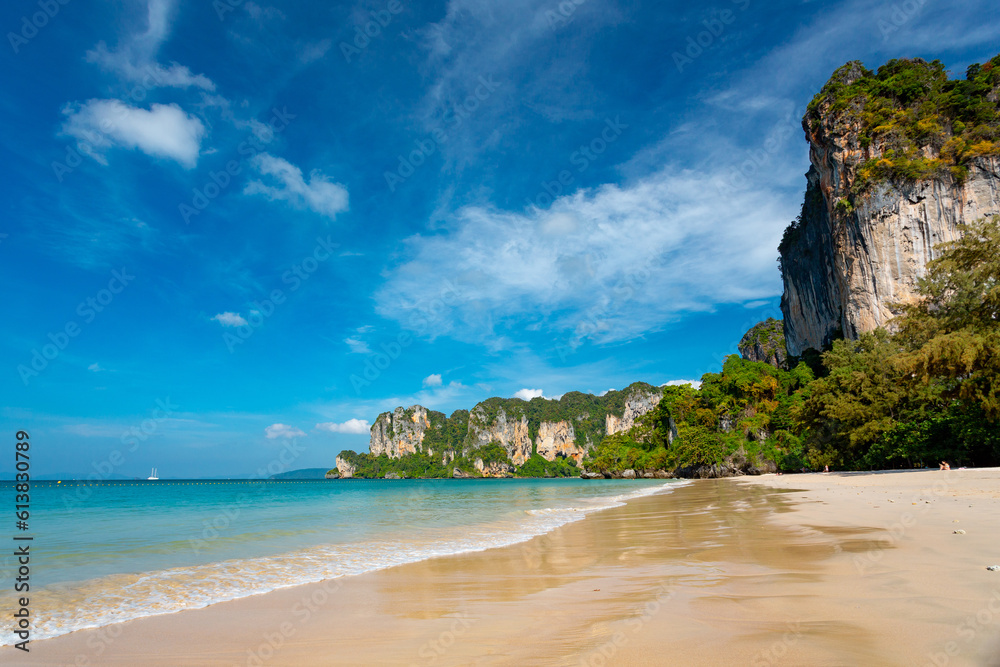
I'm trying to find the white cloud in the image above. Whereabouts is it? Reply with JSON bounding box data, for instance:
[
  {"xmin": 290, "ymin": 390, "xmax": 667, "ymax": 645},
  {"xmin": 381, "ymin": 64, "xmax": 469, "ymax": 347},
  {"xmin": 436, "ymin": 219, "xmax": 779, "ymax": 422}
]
[
  {"xmin": 423, "ymin": 374, "xmax": 443, "ymax": 387},
  {"xmin": 376, "ymin": 164, "xmax": 788, "ymax": 347},
  {"xmin": 344, "ymin": 337, "xmax": 371, "ymax": 354},
  {"xmin": 316, "ymin": 419, "xmax": 371, "ymax": 435},
  {"xmin": 514, "ymin": 388, "xmax": 545, "ymax": 400},
  {"xmin": 514, "ymin": 388, "xmax": 564, "ymax": 401},
  {"xmin": 743, "ymin": 300, "xmax": 771, "ymax": 309},
  {"xmin": 88, "ymin": 363, "xmax": 103, "ymax": 372},
  {"xmin": 84, "ymin": 0, "xmax": 215, "ymax": 91},
  {"xmin": 662, "ymin": 380, "xmax": 702, "ymax": 389},
  {"xmin": 245, "ymin": 153, "xmax": 349, "ymax": 220},
  {"xmin": 212, "ymin": 312, "xmax": 248, "ymax": 327},
  {"xmin": 264, "ymin": 423, "xmax": 306, "ymax": 439},
  {"xmin": 62, "ymin": 100, "xmax": 206, "ymax": 168}
]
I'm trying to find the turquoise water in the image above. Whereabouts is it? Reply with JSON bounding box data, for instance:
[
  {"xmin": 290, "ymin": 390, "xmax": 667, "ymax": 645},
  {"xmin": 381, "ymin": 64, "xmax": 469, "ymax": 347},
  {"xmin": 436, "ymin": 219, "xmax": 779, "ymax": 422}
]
[{"xmin": 0, "ymin": 478, "xmax": 683, "ymax": 644}]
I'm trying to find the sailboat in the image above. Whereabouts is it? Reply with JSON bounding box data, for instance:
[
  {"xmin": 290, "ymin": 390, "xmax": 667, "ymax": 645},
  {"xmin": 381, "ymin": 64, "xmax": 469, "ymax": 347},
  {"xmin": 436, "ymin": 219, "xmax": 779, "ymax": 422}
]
[{"xmin": 147, "ymin": 467, "xmax": 159, "ymax": 480}]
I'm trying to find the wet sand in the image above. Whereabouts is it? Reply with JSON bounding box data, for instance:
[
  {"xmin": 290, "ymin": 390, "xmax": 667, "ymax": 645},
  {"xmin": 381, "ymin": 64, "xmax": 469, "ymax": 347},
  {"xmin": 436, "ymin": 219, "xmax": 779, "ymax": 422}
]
[{"xmin": 5, "ymin": 469, "xmax": 1000, "ymax": 666}]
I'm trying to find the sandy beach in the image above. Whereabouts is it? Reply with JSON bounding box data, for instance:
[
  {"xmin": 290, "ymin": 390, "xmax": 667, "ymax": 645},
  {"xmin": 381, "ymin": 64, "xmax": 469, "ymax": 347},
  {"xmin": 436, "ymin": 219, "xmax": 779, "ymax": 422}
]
[{"xmin": 6, "ymin": 469, "xmax": 1000, "ymax": 666}]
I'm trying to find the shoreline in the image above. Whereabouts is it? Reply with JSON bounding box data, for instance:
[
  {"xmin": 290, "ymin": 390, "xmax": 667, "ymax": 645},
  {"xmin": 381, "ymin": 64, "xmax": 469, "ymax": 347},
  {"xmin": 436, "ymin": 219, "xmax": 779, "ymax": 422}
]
[
  {"xmin": 4, "ymin": 469, "xmax": 1000, "ymax": 665},
  {"xmin": 0, "ymin": 479, "xmax": 678, "ymax": 648}
]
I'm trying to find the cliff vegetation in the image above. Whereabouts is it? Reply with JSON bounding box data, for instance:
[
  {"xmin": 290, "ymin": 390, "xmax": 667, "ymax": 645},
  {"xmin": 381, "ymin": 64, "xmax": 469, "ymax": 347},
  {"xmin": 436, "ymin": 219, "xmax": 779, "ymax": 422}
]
[{"xmin": 805, "ymin": 55, "xmax": 1000, "ymax": 192}]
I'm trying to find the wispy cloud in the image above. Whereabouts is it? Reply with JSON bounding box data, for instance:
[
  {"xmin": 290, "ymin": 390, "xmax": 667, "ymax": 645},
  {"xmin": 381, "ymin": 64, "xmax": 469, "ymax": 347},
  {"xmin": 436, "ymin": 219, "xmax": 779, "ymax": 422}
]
[
  {"xmin": 244, "ymin": 153, "xmax": 349, "ymax": 220},
  {"xmin": 423, "ymin": 373, "xmax": 443, "ymax": 387},
  {"xmin": 344, "ymin": 337, "xmax": 371, "ymax": 354},
  {"xmin": 86, "ymin": 42, "xmax": 215, "ymax": 91},
  {"xmin": 212, "ymin": 312, "xmax": 248, "ymax": 327},
  {"xmin": 264, "ymin": 423, "xmax": 306, "ymax": 439},
  {"xmin": 376, "ymin": 164, "xmax": 789, "ymax": 346},
  {"xmin": 85, "ymin": 0, "xmax": 215, "ymax": 91},
  {"xmin": 316, "ymin": 419, "xmax": 370, "ymax": 434}
]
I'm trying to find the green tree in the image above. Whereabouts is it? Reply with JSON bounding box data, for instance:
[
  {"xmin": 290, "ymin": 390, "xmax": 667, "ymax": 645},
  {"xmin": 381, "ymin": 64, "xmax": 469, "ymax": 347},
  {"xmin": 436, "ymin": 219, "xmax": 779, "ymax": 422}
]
[{"xmin": 895, "ymin": 217, "xmax": 1000, "ymax": 419}]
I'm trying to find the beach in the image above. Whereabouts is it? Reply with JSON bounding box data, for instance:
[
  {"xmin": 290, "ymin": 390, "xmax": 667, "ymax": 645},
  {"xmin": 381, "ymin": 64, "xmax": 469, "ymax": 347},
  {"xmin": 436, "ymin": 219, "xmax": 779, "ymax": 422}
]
[{"xmin": 6, "ymin": 469, "xmax": 1000, "ymax": 666}]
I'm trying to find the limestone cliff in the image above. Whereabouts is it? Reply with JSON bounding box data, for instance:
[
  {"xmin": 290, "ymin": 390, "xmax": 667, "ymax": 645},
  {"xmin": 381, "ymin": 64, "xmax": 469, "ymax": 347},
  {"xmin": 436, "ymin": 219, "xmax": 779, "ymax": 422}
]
[
  {"xmin": 465, "ymin": 404, "xmax": 533, "ymax": 465},
  {"xmin": 780, "ymin": 57, "xmax": 1000, "ymax": 356},
  {"xmin": 738, "ymin": 318, "xmax": 788, "ymax": 368},
  {"xmin": 474, "ymin": 459, "xmax": 515, "ymax": 477},
  {"xmin": 335, "ymin": 454, "xmax": 356, "ymax": 479},
  {"xmin": 535, "ymin": 420, "xmax": 586, "ymax": 464},
  {"xmin": 605, "ymin": 385, "xmax": 663, "ymax": 435},
  {"xmin": 369, "ymin": 406, "xmax": 433, "ymax": 457}
]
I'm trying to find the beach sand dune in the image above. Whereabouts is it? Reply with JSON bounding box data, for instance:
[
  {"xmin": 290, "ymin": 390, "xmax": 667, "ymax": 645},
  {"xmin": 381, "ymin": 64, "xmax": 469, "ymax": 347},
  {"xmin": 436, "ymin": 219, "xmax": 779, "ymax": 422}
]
[{"xmin": 4, "ymin": 469, "xmax": 1000, "ymax": 666}]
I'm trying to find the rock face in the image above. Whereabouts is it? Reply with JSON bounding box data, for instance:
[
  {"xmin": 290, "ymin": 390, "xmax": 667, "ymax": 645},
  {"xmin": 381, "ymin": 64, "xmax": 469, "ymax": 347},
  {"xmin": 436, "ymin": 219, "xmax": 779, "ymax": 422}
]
[
  {"xmin": 369, "ymin": 406, "xmax": 432, "ymax": 457},
  {"xmin": 335, "ymin": 455, "xmax": 356, "ymax": 479},
  {"xmin": 465, "ymin": 405, "xmax": 533, "ymax": 465},
  {"xmin": 780, "ymin": 62, "xmax": 1000, "ymax": 356},
  {"xmin": 739, "ymin": 318, "xmax": 788, "ymax": 369},
  {"xmin": 474, "ymin": 459, "xmax": 515, "ymax": 477},
  {"xmin": 535, "ymin": 420, "xmax": 586, "ymax": 464},
  {"xmin": 606, "ymin": 386, "xmax": 664, "ymax": 435}
]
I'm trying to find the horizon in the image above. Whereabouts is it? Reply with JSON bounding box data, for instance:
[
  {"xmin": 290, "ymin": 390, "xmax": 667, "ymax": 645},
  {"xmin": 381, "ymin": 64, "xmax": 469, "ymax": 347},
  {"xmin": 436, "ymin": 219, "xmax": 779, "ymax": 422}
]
[{"xmin": 3, "ymin": 0, "xmax": 998, "ymax": 477}]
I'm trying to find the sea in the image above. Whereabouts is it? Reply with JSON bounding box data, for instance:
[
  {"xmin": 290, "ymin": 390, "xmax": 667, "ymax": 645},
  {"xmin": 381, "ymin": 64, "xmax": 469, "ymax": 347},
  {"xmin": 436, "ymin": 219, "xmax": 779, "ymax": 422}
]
[{"xmin": 0, "ymin": 477, "xmax": 684, "ymax": 645}]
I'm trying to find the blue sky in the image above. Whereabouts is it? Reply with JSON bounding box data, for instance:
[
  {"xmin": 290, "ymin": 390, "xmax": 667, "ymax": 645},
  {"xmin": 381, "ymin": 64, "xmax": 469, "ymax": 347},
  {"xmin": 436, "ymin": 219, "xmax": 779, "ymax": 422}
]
[{"xmin": 1, "ymin": 0, "xmax": 997, "ymax": 478}]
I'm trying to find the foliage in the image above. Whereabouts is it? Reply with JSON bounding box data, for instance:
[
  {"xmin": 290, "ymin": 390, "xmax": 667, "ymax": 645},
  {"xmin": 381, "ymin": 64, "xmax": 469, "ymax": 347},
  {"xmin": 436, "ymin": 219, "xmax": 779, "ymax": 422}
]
[
  {"xmin": 583, "ymin": 359, "xmax": 813, "ymax": 473},
  {"xmin": 805, "ymin": 55, "xmax": 1000, "ymax": 193},
  {"xmin": 515, "ymin": 454, "xmax": 581, "ymax": 478},
  {"xmin": 336, "ymin": 450, "xmax": 453, "ymax": 479},
  {"xmin": 469, "ymin": 442, "xmax": 509, "ymax": 466},
  {"xmin": 893, "ymin": 216, "xmax": 1000, "ymax": 420},
  {"xmin": 421, "ymin": 409, "xmax": 469, "ymax": 452},
  {"xmin": 738, "ymin": 317, "xmax": 788, "ymax": 367}
]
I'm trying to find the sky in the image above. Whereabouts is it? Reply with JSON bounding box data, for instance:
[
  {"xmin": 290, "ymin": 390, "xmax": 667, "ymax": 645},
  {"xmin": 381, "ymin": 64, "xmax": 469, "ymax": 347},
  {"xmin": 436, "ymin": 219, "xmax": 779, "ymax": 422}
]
[{"xmin": 1, "ymin": 0, "xmax": 998, "ymax": 478}]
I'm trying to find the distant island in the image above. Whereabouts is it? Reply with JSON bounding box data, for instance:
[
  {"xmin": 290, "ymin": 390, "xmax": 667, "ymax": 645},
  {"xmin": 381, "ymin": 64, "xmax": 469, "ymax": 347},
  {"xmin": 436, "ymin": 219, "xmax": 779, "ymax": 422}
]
[{"xmin": 333, "ymin": 54, "xmax": 1000, "ymax": 480}]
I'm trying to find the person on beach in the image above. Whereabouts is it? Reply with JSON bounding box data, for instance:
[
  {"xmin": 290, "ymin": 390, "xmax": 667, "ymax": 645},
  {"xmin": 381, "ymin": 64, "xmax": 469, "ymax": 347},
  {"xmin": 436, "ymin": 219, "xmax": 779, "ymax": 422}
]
[{"xmin": 939, "ymin": 461, "xmax": 951, "ymax": 470}]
